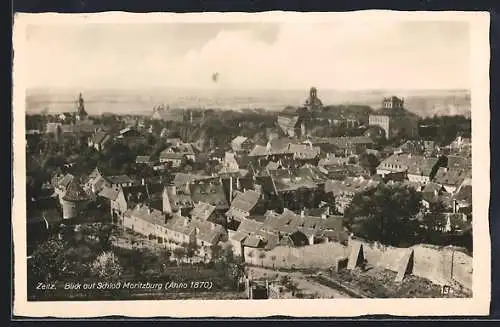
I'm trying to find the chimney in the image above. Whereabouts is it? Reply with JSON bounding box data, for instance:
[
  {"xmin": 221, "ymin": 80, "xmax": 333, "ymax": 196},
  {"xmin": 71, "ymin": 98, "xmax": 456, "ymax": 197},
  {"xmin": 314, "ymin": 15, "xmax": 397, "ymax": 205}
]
[
  {"xmin": 300, "ymin": 209, "xmax": 305, "ymax": 217},
  {"xmin": 229, "ymin": 176, "xmax": 233, "ymax": 202},
  {"xmin": 168, "ymin": 184, "xmax": 177, "ymax": 196},
  {"xmin": 141, "ymin": 178, "xmax": 145, "ymax": 185}
]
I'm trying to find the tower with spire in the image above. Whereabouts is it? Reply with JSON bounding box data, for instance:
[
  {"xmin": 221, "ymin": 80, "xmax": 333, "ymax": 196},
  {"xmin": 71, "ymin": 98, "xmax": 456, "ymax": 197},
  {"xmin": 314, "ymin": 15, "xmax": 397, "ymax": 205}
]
[{"xmin": 75, "ymin": 92, "xmax": 88, "ymax": 121}]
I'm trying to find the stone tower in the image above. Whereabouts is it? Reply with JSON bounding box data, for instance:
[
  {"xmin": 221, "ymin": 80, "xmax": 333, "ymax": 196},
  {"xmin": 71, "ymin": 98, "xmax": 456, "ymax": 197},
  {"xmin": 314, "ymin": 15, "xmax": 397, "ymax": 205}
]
[{"xmin": 76, "ymin": 92, "xmax": 88, "ymax": 121}]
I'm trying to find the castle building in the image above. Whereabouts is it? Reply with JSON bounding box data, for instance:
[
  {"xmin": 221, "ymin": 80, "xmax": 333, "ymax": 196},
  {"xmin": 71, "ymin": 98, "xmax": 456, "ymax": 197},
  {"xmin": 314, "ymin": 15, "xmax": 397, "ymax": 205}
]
[{"xmin": 368, "ymin": 96, "xmax": 419, "ymax": 139}]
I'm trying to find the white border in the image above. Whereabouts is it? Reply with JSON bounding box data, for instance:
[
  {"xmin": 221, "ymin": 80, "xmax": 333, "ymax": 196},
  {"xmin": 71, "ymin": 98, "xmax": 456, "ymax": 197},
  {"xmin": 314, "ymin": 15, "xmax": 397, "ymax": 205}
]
[{"xmin": 12, "ymin": 11, "xmax": 491, "ymax": 317}]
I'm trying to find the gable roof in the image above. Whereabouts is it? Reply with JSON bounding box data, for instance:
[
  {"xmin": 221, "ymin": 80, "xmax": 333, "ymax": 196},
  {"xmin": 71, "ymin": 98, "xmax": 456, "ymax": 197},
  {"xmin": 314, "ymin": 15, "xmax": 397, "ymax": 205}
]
[
  {"xmin": 98, "ymin": 185, "xmax": 121, "ymax": 201},
  {"xmin": 226, "ymin": 189, "xmax": 261, "ymax": 219},
  {"xmin": 378, "ymin": 154, "xmax": 439, "ymax": 176},
  {"xmin": 434, "ymin": 167, "xmax": 471, "ymax": 188},
  {"xmin": 190, "ymin": 202, "xmax": 216, "ymax": 220},
  {"xmin": 231, "ymin": 136, "xmax": 249, "ymax": 148}
]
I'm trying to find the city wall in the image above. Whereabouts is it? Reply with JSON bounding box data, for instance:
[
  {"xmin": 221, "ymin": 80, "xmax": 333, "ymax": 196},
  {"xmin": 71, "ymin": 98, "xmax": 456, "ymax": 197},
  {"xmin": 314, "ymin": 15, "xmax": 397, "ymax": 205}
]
[{"xmin": 243, "ymin": 238, "xmax": 472, "ymax": 290}]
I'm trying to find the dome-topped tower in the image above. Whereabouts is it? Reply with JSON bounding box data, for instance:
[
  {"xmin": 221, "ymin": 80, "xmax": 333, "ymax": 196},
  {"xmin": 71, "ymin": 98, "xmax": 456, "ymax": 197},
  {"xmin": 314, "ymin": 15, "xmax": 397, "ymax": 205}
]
[{"xmin": 304, "ymin": 86, "xmax": 323, "ymax": 111}]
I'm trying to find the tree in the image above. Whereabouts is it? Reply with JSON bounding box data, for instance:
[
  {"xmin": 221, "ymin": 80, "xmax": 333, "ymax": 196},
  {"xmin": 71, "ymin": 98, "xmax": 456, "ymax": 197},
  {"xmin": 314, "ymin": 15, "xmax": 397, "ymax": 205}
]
[
  {"xmin": 344, "ymin": 183, "xmax": 423, "ymax": 247},
  {"xmin": 186, "ymin": 242, "xmax": 199, "ymax": 263},
  {"xmin": 270, "ymin": 255, "xmax": 277, "ymax": 269},
  {"xmin": 90, "ymin": 251, "xmax": 123, "ymax": 279},
  {"xmin": 221, "ymin": 243, "xmax": 235, "ymax": 264},
  {"xmin": 28, "ymin": 238, "xmax": 70, "ymax": 282},
  {"xmin": 247, "ymin": 250, "xmax": 254, "ymax": 264},
  {"xmin": 259, "ymin": 252, "xmax": 266, "ymax": 267},
  {"xmin": 173, "ymin": 247, "xmax": 186, "ymax": 264}
]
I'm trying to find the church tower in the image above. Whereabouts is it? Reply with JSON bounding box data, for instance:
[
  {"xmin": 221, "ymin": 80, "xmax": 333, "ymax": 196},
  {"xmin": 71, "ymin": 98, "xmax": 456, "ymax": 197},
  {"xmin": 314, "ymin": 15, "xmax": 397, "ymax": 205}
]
[{"xmin": 75, "ymin": 92, "xmax": 88, "ymax": 121}]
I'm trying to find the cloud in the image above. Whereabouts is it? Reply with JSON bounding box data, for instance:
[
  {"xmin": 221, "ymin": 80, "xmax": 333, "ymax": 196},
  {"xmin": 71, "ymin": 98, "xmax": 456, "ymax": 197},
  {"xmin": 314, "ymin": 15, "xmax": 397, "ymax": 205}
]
[{"xmin": 24, "ymin": 21, "xmax": 470, "ymax": 90}]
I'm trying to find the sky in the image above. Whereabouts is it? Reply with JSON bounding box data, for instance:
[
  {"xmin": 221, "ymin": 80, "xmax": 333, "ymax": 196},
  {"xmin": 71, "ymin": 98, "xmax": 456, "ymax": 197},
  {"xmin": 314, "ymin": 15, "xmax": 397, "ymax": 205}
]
[{"xmin": 24, "ymin": 20, "xmax": 471, "ymax": 91}]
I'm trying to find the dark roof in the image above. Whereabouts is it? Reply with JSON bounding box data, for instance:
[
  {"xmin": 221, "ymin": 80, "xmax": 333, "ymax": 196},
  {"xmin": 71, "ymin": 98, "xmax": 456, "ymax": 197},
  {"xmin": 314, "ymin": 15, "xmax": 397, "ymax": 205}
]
[
  {"xmin": 62, "ymin": 180, "xmax": 89, "ymax": 202},
  {"xmin": 189, "ymin": 180, "xmax": 229, "ymax": 210},
  {"xmin": 434, "ymin": 167, "xmax": 471, "ymax": 187},
  {"xmin": 229, "ymin": 189, "xmax": 260, "ymax": 213}
]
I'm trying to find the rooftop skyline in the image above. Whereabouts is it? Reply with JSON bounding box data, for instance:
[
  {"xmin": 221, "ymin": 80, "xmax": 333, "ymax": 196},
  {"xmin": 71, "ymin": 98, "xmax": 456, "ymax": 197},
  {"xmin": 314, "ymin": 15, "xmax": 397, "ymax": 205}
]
[{"xmin": 24, "ymin": 19, "xmax": 471, "ymax": 91}]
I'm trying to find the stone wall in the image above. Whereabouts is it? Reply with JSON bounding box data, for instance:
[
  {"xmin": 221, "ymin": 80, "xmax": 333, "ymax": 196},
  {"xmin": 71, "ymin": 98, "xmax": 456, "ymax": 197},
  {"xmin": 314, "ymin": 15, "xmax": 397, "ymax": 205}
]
[{"xmin": 242, "ymin": 237, "xmax": 473, "ymax": 291}]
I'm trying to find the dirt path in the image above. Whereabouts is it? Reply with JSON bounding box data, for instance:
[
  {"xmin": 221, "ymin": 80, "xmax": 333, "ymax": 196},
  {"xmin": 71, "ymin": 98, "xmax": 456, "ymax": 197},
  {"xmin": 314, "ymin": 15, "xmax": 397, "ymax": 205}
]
[{"xmin": 247, "ymin": 266, "xmax": 351, "ymax": 299}]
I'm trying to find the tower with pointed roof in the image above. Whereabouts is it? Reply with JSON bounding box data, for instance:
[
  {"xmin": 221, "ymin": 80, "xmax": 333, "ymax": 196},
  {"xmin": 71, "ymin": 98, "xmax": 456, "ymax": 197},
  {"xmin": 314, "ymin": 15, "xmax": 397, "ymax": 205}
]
[
  {"xmin": 75, "ymin": 92, "xmax": 88, "ymax": 121},
  {"xmin": 61, "ymin": 179, "xmax": 89, "ymax": 220}
]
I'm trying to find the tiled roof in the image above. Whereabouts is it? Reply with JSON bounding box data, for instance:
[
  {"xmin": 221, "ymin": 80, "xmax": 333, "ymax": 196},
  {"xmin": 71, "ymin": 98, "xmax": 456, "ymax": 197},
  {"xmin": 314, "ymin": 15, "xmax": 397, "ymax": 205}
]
[
  {"xmin": 91, "ymin": 131, "xmax": 110, "ymax": 145},
  {"xmin": 243, "ymin": 235, "xmax": 263, "ymax": 248},
  {"xmin": 324, "ymin": 177, "xmax": 380, "ymax": 196},
  {"xmin": 165, "ymin": 214, "xmax": 196, "ymax": 236},
  {"xmin": 128, "ymin": 204, "xmax": 165, "ymax": 226},
  {"xmin": 230, "ymin": 231, "xmax": 248, "ymax": 242},
  {"xmin": 378, "ymin": 154, "xmax": 439, "ymax": 176},
  {"xmin": 236, "ymin": 218, "xmax": 264, "ymax": 234},
  {"xmin": 434, "ymin": 167, "xmax": 471, "ymax": 187},
  {"xmin": 98, "ymin": 185, "xmax": 121, "ymax": 201},
  {"xmin": 190, "ymin": 202, "xmax": 216, "ymax": 220},
  {"xmin": 193, "ymin": 220, "xmax": 225, "ymax": 244},
  {"xmin": 229, "ymin": 189, "xmax": 260, "ymax": 213},
  {"xmin": 62, "ymin": 179, "xmax": 89, "ymax": 202},
  {"xmin": 269, "ymin": 166, "xmax": 328, "ymax": 192},
  {"xmin": 277, "ymin": 115, "xmax": 301, "ymax": 132},
  {"xmin": 189, "ymin": 180, "xmax": 229, "ymax": 210},
  {"xmin": 453, "ymin": 184, "xmax": 472, "ymax": 204},
  {"xmin": 159, "ymin": 151, "xmax": 186, "ymax": 160},
  {"xmin": 231, "ymin": 136, "xmax": 249, "ymax": 148},
  {"xmin": 56, "ymin": 173, "xmax": 75, "ymax": 190},
  {"xmin": 172, "ymin": 173, "xmax": 212, "ymax": 187}
]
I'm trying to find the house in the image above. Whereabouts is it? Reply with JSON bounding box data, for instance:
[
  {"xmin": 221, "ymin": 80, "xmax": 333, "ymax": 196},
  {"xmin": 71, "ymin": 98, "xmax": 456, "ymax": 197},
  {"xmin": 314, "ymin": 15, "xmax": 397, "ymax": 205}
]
[
  {"xmin": 88, "ymin": 130, "xmax": 112, "ymax": 151},
  {"xmin": 52, "ymin": 173, "xmax": 75, "ymax": 198},
  {"xmin": 451, "ymin": 179, "xmax": 472, "ymax": 214},
  {"xmin": 376, "ymin": 153, "xmax": 440, "ymax": 184},
  {"xmin": 122, "ymin": 204, "xmax": 166, "ymax": 241},
  {"xmin": 83, "ymin": 167, "xmax": 108, "ymax": 195},
  {"xmin": 225, "ymin": 189, "xmax": 262, "ymax": 224},
  {"xmin": 136, "ymin": 155, "xmax": 152, "ymax": 165},
  {"xmin": 164, "ymin": 214, "xmax": 197, "ymax": 246},
  {"xmin": 106, "ymin": 184, "xmax": 149, "ymax": 219},
  {"xmin": 190, "ymin": 202, "xmax": 217, "ymax": 222},
  {"xmin": 162, "ymin": 183, "xmax": 195, "ymax": 216},
  {"xmin": 105, "ymin": 175, "xmax": 134, "ymax": 188},
  {"xmin": 368, "ymin": 96, "xmax": 419, "ymax": 139},
  {"xmin": 309, "ymin": 136, "xmax": 374, "ymax": 157},
  {"xmin": 277, "ymin": 115, "xmax": 305, "ymax": 138},
  {"xmin": 231, "ymin": 136, "xmax": 254, "ymax": 153},
  {"xmin": 189, "ymin": 179, "xmax": 230, "ymax": 212},
  {"xmin": 193, "ymin": 220, "xmax": 227, "ymax": 259},
  {"xmin": 324, "ymin": 177, "xmax": 380, "ymax": 214},
  {"xmin": 159, "ymin": 151, "xmax": 186, "ymax": 168},
  {"xmin": 172, "ymin": 173, "xmax": 213, "ymax": 187}
]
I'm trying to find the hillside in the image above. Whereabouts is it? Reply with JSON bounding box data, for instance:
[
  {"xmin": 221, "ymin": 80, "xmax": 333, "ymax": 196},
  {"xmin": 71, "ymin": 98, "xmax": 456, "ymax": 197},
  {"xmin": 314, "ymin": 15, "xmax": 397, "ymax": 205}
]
[{"xmin": 25, "ymin": 88, "xmax": 471, "ymax": 118}]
